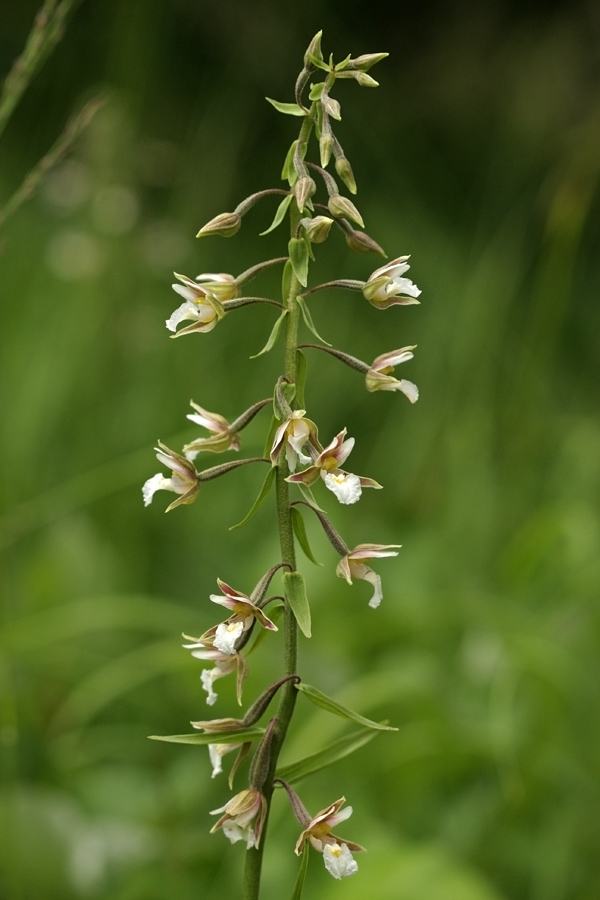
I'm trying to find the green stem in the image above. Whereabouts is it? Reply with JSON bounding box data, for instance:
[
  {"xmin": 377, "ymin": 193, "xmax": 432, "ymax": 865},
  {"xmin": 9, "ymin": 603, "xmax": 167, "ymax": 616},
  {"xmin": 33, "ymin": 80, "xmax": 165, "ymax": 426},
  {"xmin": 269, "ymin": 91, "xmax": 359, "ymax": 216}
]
[{"xmin": 242, "ymin": 261, "xmax": 303, "ymax": 900}]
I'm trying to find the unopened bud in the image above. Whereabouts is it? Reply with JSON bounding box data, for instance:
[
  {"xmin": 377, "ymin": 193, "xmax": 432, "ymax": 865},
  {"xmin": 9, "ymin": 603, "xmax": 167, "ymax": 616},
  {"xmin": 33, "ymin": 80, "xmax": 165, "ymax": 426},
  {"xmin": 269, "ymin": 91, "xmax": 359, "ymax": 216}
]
[
  {"xmin": 321, "ymin": 94, "xmax": 341, "ymax": 121},
  {"xmin": 347, "ymin": 52, "xmax": 389, "ymax": 72},
  {"xmin": 294, "ymin": 175, "xmax": 316, "ymax": 212},
  {"xmin": 303, "ymin": 31, "xmax": 324, "ymax": 68},
  {"xmin": 302, "ymin": 215, "xmax": 333, "ymax": 244},
  {"xmin": 319, "ymin": 132, "xmax": 333, "ymax": 168},
  {"xmin": 354, "ymin": 71, "xmax": 379, "ymax": 87},
  {"xmin": 345, "ymin": 228, "xmax": 386, "ymax": 256},
  {"xmin": 327, "ymin": 194, "xmax": 364, "ymax": 228},
  {"xmin": 334, "ymin": 156, "xmax": 357, "ymax": 194},
  {"xmin": 196, "ymin": 212, "xmax": 241, "ymax": 238}
]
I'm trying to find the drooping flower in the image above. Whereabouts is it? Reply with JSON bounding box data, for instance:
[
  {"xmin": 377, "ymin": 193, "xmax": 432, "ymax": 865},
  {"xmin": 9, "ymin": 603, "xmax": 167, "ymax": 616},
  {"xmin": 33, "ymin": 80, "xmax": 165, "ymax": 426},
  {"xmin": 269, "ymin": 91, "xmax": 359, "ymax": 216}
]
[
  {"xmin": 210, "ymin": 788, "xmax": 267, "ymax": 848},
  {"xmin": 142, "ymin": 442, "xmax": 199, "ymax": 511},
  {"xmin": 183, "ymin": 401, "xmax": 241, "ymax": 459},
  {"xmin": 295, "ymin": 797, "xmax": 364, "ymax": 879},
  {"xmin": 336, "ymin": 543, "xmax": 402, "ymax": 608},
  {"xmin": 166, "ymin": 272, "xmax": 225, "ymax": 336},
  {"xmin": 365, "ymin": 346, "xmax": 419, "ymax": 402},
  {"xmin": 270, "ymin": 410, "xmax": 318, "ymax": 471},
  {"xmin": 362, "ymin": 256, "xmax": 421, "ymax": 308},
  {"xmin": 286, "ymin": 429, "xmax": 381, "ymax": 505}
]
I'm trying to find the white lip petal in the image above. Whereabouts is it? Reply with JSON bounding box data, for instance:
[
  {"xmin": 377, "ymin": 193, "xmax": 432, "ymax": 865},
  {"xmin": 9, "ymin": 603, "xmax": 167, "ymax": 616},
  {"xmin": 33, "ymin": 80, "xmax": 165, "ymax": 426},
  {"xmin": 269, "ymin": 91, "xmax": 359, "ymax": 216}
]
[
  {"xmin": 323, "ymin": 843, "xmax": 358, "ymax": 879},
  {"xmin": 166, "ymin": 300, "xmax": 195, "ymax": 331},
  {"xmin": 324, "ymin": 472, "xmax": 362, "ymax": 505},
  {"xmin": 213, "ymin": 621, "xmax": 244, "ymax": 654},
  {"xmin": 398, "ymin": 379, "xmax": 419, "ymax": 403},
  {"xmin": 142, "ymin": 473, "xmax": 169, "ymax": 505}
]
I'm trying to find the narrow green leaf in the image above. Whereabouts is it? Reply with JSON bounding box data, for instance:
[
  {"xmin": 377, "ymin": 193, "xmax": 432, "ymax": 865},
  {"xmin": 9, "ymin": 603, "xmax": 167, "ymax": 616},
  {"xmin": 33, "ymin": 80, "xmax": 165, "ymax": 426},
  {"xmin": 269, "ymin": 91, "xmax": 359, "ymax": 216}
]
[
  {"xmin": 297, "ymin": 482, "xmax": 325, "ymax": 512},
  {"xmin": 296, "ymin": 350, "xmax": 307, "ymax": 408},
  {"xmin": 292, "ymin": 506, "xmax": 322, "ymax": 565},
  {"xmin": 250, "ymin": 309, "xmax": 288, "ymax": 358},
  {"xmin": 263, "ymin": 413, "xmax": 280, "ymax": 457},
  {"xmin": 295, "ymin": 682, "xmax": 398, "ymax": 730},
  {"xmin": 283, "ymin": 571, "xmax": 312, "ymax": 638},
  {"xmin": 148, "ymin": 727, "xmax": 265, "ymax": 745},
  {"xmin": 281, "ymin": 141, "xmax": 298, "ymax": 183},
  {"xmin": 297, "ymin": 295, "xmax": 331, "ymax": 346},
  {"xmin": 229, "ymin": 467, "xmax": 276, "ymax": 530},
  {"xmin": 290, "ymin": 842, "xmax": 310, "ymax": 900},
  {"xmin": 260, "ymin": 193, "xmax": 293, "ymax": 236},
  {"xmin": 281, "ymin": 259, "xmax": 293, "ymax": 302},
  {"xmin": 266, "ymin": 97, "xmax": 307, "ymax": 116},
  {"xmin": 288, "ymin": 237, "xmax": 309, "ymax": 287},
  {"xmin": 276, "ymin": 727, "xmax": 378, "ymax": 784}
]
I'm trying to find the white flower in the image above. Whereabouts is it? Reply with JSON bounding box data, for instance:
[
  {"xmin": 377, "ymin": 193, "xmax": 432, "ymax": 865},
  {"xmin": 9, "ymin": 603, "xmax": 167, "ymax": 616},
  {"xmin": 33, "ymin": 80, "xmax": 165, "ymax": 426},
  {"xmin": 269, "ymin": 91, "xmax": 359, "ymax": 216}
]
[
  {"xmin": 323, "ymin": 471, "xmax": 362, "ymax": 505},
  {"xmin": 323, "ymin": 842, "xmax": 359, "ymax": 879},
  {"xmin": 166, "ymin": 273, "xmax": 225, "ymax": 336},
  {"xmin": 142, "ymin": 442, "xmax": 199, "ymax": 511}
]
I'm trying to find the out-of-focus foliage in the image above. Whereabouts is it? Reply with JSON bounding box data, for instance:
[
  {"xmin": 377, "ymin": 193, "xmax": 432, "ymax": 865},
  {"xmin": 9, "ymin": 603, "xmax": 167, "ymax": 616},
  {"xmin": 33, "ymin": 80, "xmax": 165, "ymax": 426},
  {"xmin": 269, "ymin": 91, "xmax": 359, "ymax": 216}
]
[{"xmin": 1, "ymin": 1, "xmax": 600, "ymax": 898}]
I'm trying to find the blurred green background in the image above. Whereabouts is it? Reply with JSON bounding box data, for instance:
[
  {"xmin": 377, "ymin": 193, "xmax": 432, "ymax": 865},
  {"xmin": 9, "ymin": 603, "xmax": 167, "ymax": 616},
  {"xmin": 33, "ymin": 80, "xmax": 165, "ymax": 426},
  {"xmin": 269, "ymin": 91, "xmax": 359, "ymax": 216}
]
[{"xmin": 1, "ymin": 1, "xmax": 600, "ymax": 898}]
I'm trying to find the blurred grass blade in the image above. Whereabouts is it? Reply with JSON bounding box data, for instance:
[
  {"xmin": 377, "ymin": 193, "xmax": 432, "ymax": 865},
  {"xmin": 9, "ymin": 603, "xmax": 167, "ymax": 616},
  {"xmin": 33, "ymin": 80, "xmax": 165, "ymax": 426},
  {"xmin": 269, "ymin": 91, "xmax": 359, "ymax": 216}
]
[
  {"xmin": 276, "ymin": 727, "xmax": 378, "ymax": 783},
  {"xmin": 295, "ymin": 682, "xmax": 397, "ymax": 730}
]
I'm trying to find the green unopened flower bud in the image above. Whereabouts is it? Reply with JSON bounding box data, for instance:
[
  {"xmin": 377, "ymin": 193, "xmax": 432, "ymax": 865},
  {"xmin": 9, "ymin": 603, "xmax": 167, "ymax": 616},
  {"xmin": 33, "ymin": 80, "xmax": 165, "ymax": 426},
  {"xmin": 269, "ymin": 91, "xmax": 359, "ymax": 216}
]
[
  {"xmin": 294, "ymin": 175, "xmax": 316, "ymax": 212},
  {"xmin": 354, "ymin": 71, "xmax": 379, "ymax": 87},
  {"xmin": 302, "ymin": 215, "xmax": 333, "ymax": 244},
  {"xmin": 345, "ymin": 228, "xmax": 386, "ymax": 256},
  {"xmin": 334, "ymin": 156, "xmax": 357, "ymax": 194},
  {"xmin": 321, "ymin": 94, "xmax": 341, "ymax": 121},
  {"xmin": 327, "ymin": 194, "xmax": 364, "ymax": 228},
  {"xmin": 347, "ymin": 52, "xmax": 389, "ymax": 72},
  {"xmin": 196, "ymin": 212, "xmax": 241, "ymax": 238},
  {"xmin": 319, "ymin": 132, "xmax": 333, "ymax": 168},
  {"xmin": 303, "ymin": 30, "xmax": 324, "ymax": 68}
]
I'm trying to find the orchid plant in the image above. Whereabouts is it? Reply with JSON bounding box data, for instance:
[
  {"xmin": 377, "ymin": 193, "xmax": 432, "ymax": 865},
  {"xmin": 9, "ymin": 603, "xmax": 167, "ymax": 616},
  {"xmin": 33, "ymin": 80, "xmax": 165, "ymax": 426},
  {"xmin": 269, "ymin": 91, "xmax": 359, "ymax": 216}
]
[{"xmin": 145, "ymin": 32, "xmax": 421, "ymax": 900}]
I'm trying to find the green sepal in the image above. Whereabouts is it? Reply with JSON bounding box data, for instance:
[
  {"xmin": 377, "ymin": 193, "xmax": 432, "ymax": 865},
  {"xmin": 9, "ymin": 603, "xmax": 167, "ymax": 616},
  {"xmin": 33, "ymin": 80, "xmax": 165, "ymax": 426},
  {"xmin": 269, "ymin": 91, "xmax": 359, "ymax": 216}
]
[
  {"xmin": 260, "ymin": 193, "xmax": 293, "ymax": 235},
  {"xmin": 266, "ymin": 97, "xmax": 307, "ymax": 116},
  {"xmin": 295, "ymin": 349, "xmax": 307, "ymax": 408},
  {"xmin": 288, "ymin": 237, "xmax": 309, "ymax": 287},
  {"xmin": 250, "ymin": 309, "xmax": 288, "ymax": 358},
  {"xmin": 282, "ymin": 141, "xmax": 298, "ymax": 183},
  {"xmin": 229, "ymin": 467, "xmax": 276, "ymax": 530},
  {"xmin": 335, "ymin": 53, "xmax": 352, "ymax": 71},
  {"xmin": 290, "ymin": 842, "xmax": 310, "ymax": 900},
  {"xmin": 148, "ymin": 727, "xmax": 265, "ymax": 745},
  {"xmin": 297, "ymin": 295, "xmax": 331, "ymax": 346},
  {"xmin": 282, "ymin": 259, "xmax": 293, "ymax": 303},
  {"xmin": 292, "ymin": 506, "xmax": 322, "ymax": 566},
  {"xmin": 307, "ymin": 52, "xmax": 330, "ymax": 71},
  {"xmin": 295, "ymin": 682, "xmax": 398, "ymax": 731},
  {"xmin": 276, "ymin": 727, "xmax": 379, "ymax": 784},
  {"xmin": 283, "ymin": 571, "xmax": 312, "ymax": 638},
  {"xmin": 308, "ymin": 81, "xmax": 325, "ymax": 101}
]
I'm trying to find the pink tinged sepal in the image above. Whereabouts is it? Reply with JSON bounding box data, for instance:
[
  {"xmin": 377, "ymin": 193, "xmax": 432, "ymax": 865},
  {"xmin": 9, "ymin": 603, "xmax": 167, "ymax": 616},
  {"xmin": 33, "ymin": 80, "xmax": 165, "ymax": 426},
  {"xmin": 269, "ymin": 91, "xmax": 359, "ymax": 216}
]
[
  {"xmin": 183, "ymin": 401, "xmax": 240, "ymax": 458},
  {"xmin": 210, "ymin": 579, "xmax": 278, "ymax": 632}
]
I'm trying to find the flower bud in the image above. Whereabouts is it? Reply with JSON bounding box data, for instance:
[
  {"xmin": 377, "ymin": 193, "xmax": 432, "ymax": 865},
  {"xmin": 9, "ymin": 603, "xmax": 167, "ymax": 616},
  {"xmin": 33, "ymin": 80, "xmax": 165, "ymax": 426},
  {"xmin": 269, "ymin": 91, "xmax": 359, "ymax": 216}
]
[
  {"xmin": 302, "ymin": 215, "xmax": 333, "ymax": 244},
  {"xmin": 347, "ymin": 52, "xmax": 388, "ymax": 71},
  {"xmin": 334, "ymin": 156, "xmax": 357, "ymax": 194},
  {"xmin": 327, "ymin": 194, "xmax": 364, "ymax": 228},
  {"xmin": 294, "ymin": 175, "xmax": 316, "ymax": 212},
  {"xmin": 345, "ymin": 228, "xmax": 386, "ymax": 256},
  {"xmin": 303, "ymin": 30, "xmax": 324, "ymax": 68},
  {"xmin": 196, "ymin": 212, "xmax": 241, "ymax": 238},
  {"xmin": 319, "ymin": 133, "xmax": 333, "ymax": 168},
  {"xmin": 354, "ymin": 71, "xmax": 379, "ymax": 87}
]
